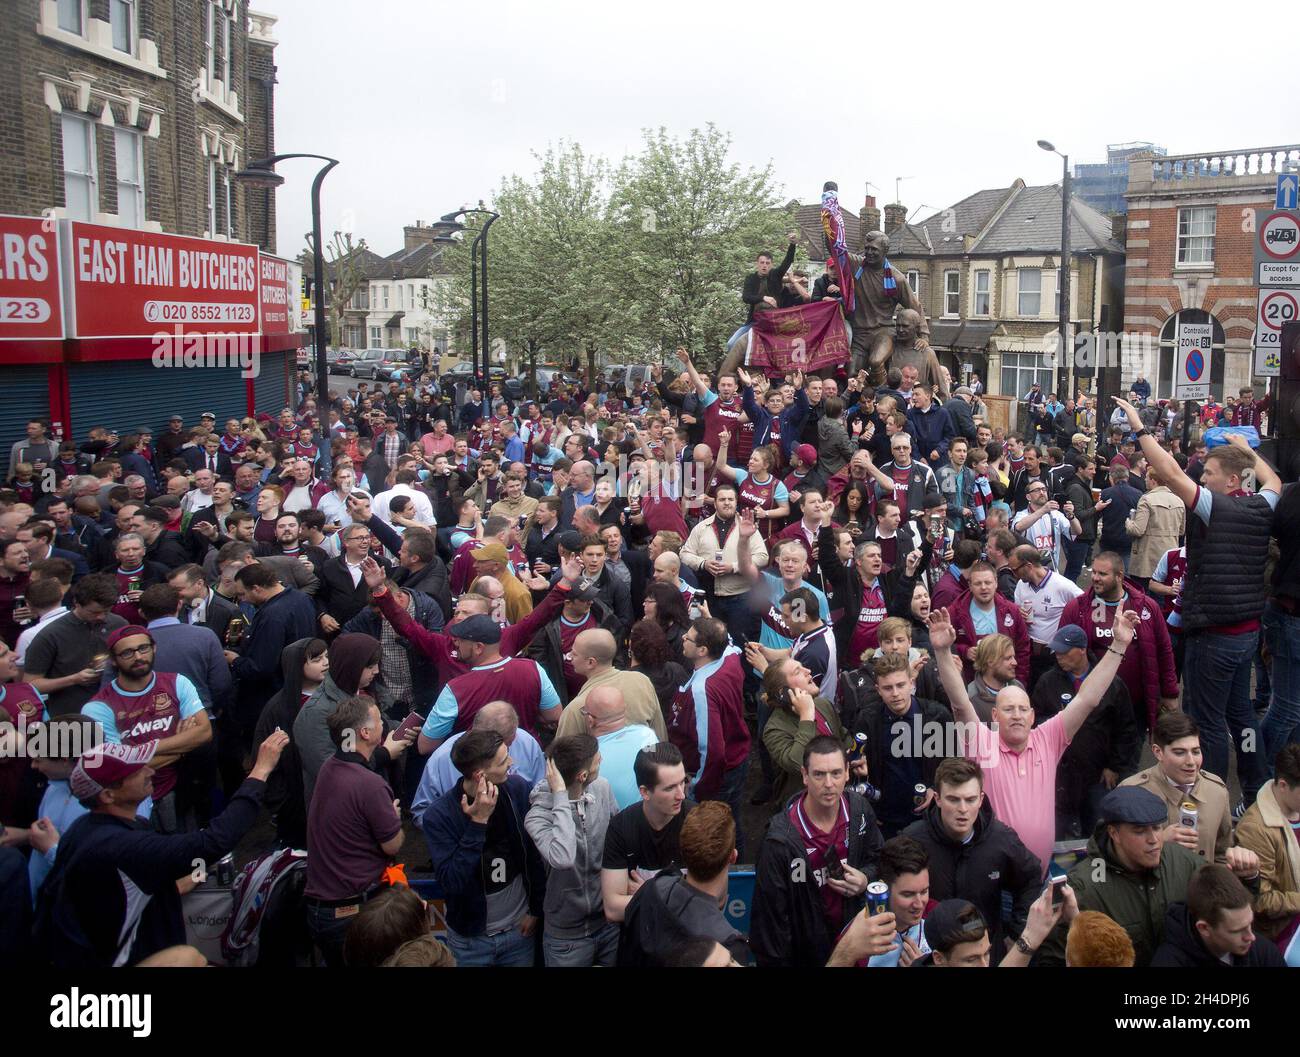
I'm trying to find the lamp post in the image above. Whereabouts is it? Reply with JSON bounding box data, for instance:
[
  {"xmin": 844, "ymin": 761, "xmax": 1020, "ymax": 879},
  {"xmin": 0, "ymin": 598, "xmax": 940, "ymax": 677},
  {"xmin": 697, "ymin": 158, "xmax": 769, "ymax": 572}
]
[
  {"xmin": 440, "ymin": 208, "xmax": 500, "ymax": 386},
  {"xmin": 1038, "ymin": 140, "xmax": 1071, "ymax": 402},
  {"xmin": 235, "ymin": 153, "xmax": 339, "ymax": 428}
]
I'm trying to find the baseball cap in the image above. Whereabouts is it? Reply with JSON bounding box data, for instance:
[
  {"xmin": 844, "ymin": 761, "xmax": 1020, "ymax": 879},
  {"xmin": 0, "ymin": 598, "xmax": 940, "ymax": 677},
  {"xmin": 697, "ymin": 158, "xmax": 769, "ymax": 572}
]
[
  {"xmin": 70, "ymin": 740, "xmax": 158, "ymax": 801},
  {"xmin": 795, "ymin": 443, "xmax": 818, "ymax": 467},
  {"xmin": 571, "ymin": 581, "xmax": 602, "ymax": 603},
  {"xmin": 473, "ymin": 542, "xmax": 509, "ymax": 563},
  {"xmin": 200, "ymin": 410, "xmax": 216, "ymax": 420},
  {"xmin": 1048, "ymin": 624, "xmax": 1088, "ymax": 653},
  {"xmin": 106, "ymin": 625, "xmax": 153, "ymax": 651},
  {"xmin": 1098, "ymin": 786, "xmax": 1167, "ymax": 826},
  {"xmin": 448, "ymin": 613, "xmax": 502, "ymax": 645},
  {"xmin": 923, "ymin": 900, "xmax": 987, "ymax": 954},
  {"xmin": 558, "ymin": 530, "xmax": 585, "ymax": 553}
]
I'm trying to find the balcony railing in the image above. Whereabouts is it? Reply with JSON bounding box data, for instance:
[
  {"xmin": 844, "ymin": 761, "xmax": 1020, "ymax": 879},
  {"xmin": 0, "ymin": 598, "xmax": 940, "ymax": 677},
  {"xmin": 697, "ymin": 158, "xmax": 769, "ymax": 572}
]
[{"xmin": 1151, "ymin": 146, "xmax": 1300, "ymax": 181}]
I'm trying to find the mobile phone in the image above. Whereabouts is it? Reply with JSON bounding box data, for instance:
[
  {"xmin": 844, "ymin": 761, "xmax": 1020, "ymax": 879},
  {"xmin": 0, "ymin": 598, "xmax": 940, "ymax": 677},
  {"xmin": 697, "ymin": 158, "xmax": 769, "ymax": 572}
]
[
  {"xmin": 1048, "ymin": 862, "xmax": 1068, "ymax": 908},
  {"xmin": 823, "ymin": 845, "xmax": 846, "ymax": 881}
]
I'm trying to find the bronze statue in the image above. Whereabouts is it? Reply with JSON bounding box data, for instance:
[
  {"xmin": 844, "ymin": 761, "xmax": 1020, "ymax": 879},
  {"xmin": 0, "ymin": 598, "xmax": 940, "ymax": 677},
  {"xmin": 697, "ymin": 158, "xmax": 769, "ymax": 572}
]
[{"xmin": 846, "ymin": 231, "xmax": 926, "ymax": 383}]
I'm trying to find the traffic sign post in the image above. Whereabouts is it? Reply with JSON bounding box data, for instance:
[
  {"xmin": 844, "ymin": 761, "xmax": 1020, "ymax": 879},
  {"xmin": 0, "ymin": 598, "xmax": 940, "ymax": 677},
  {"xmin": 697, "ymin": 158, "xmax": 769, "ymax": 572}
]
[
  {"xmin": 1255, "ymin": 288, "xmax": 1297, "ymax": 378},
  {"xmin": 1175, "ymin": 320, "xmax": 1212, "ymax": 400}
]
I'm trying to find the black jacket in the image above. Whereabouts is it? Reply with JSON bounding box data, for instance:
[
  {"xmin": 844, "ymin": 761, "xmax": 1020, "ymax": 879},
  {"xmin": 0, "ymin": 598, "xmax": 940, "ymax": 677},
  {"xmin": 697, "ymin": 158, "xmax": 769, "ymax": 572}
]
[
  {"xmin": 196, "ymin": 590, "xmax": 241, "ymax": 648},
  {"xmin": 1063, "ymin": 473, "xmax": 1100, "ymax": 544},
  {"xmin": 317, "ymin": 555, "xmax": 384, "ymax": 626},
  {"xmin": 838, "ymin": 688, "xmax": 951, "ymax": 788},
  {"xmin": 1031, "ymin": 661, "xmax": 1141, "ymax": 785},
  {"xmin": 33, "ymin": 778, "xmax": 266, "ymax": 967},
  {"xmin": 874, "ymin": 461, "xmax": 942, "ymax": 524},
  {"xmin": 750, "ymin": 791, "xmax": 884, "ymax": 968},
  {"xmin": 943, "ymin": 397, "xmax": 978, "ymax": 444},
  {"xmin": 522, "ymin": 598, "xmax": 621, "ymax": 704},
  {"xmin": 817, "ymin": 524, "xmax": 922, "ymax": 660},
  {"xmin": 901, "ymin": 798, "xmax": 1042, "ymax": 960},
  {"xmin": 1149, "ymin": 902, "xmax": 1286, "ymax": 967},
  {"xmin": 145, "ymin": 530, "xmax": 192, "ymax": 569},
  {"xmin": 618, "ymin": 868, "xmax": 750, "ymax": 967}
]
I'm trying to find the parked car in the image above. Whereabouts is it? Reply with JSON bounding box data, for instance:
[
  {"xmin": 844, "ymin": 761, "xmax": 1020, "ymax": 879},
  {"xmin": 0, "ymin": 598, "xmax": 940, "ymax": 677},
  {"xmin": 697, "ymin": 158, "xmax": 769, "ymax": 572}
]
[
  {"xmin": 347, "ymin": 349, "xmax": 412, "ymax": 380},
  {"xmin": 327, "ymin": 348, "xmax": 355, "ymax": 375}
]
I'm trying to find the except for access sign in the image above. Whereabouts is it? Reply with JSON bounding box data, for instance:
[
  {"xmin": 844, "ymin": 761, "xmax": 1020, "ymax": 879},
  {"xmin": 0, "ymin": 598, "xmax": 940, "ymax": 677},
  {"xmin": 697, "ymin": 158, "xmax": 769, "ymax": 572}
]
[
  {"xmin": 1257, "ymin": 209, "xmax": 1300, "ymax": 286},
  {"xmin": 0, "ymin": 214, "xmax": 64, "ymax": 340},
  {"xmin": 1175, "ymin": 321, "xmax": 1212, "ymax": 400}
]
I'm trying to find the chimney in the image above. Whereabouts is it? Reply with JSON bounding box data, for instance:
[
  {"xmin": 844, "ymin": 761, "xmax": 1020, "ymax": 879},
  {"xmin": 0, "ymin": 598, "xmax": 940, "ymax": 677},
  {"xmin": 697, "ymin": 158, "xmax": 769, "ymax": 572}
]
[
  {"xmin": 883, "ymin": 202, "xmax": 907, "ymax": 235},
  {"xmin": 403, "ymin": 222, "xmax": 437, "ymax": 251},
  {"xmin": 861, "ymin": 194, "xmax": 881, "ymax": 234}
]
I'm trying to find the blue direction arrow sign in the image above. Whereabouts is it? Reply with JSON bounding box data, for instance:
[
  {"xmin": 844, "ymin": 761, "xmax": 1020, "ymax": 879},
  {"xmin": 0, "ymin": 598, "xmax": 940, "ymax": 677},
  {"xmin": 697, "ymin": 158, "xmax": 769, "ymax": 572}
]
[{"xmin": 1280, "ymin": 173, "xmax": 1300, "ymax": 210}]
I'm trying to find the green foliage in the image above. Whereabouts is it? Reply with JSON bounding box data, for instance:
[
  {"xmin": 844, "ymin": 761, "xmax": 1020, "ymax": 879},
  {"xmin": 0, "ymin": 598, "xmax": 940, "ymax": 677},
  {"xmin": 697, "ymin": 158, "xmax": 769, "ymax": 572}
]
[{"xmin": 433, "ymin": 126, "xmax": 794, "ymax": 380}]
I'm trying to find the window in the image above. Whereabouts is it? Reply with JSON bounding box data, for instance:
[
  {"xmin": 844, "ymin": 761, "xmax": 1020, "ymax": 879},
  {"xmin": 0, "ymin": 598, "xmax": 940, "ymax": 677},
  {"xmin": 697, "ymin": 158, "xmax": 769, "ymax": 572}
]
[
  {"xmin": 57, "ymin": 0, "xmax": 84, "ymax": 34},
  {"xmin": 1054, "ymin": 267, "xmax": 1062, "ymax": 316},
  {"xmin": 110, "ymin": 0, "xmax": 134, "ymax": 54},
  {"xmin": 1001, "ymin": 351, "xmax": 1055, "ymax": 399},
  {"xmin": 974, "ymin": 271, "xmax": 990, "ymax": 316},
  {"xmin": 396, "ymin": 285, "xmax": 404, "ymax": 310},
  {"xmin": 220, "ymin": 2, "xmax": 232, "ymax": 85},
  {"xmin": 223, "ymin": 167, "xmax": 233, "ymax": 237},
  {"xmin": 1177, "ymin": 206, "xmax": 1215, "ymax": 266},
  {"xmin": 206, "ymin": 159, "xmax": 232, "ymax": 236},
  {"xmin": 906, "ymin": 269, "xmax": 920, "ymax": 295},
  {"xmin": 207, "ymin": 159, "xmax": 217, "ymax": 235},
  {"xmin": 204, "ymin": 2, "xmax": 215, "ymax": 79},
  {"xmin": 943, "ymin": 271, "xmax": 960, "ymax": 316},
  {"xmin": 114, "ymin": 128, "xmax": 144, "ymax": 227},
  {"xmin": 382, "ymin": 286, "xmax": 389, "ymax": 309},
  {"xmin": 61, "ymin": 114, "xmax": 96, "ymax": 221},
  {"xmin": 408, "ymin": 284, "xmax": 415, "ymax": 308},
  {"xmin": 405, "ymin": 328, "xmax": 419, "ymax": 345},
  {"xmin": 369, "ymin": 326, "xmax": 381, "ymax": 346},
  {"xmin": 1017, "ymin": 269, "xmax": 1041, "ymax": 317}
]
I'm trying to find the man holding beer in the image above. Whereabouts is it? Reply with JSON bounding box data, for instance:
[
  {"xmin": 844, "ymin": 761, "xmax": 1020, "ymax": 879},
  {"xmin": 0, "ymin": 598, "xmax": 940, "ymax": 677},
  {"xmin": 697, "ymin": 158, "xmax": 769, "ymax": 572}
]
[{"xmin": 1121, "ymin": 712, "xmax": 1233, "ymax": 863}]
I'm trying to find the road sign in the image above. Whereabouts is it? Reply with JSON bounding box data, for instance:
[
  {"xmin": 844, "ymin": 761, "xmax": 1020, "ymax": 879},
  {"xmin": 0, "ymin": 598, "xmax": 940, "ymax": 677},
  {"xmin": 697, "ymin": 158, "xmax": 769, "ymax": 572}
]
[
  {"xmin": 1175, "ymin": 320, "xmax": 1212, "ymax": 399},
  {"xmin": 1255, "ymin": 288, "xmax": 1297, "ymax": 379},
  {"xmin": 1279, "ymin": 173, "xmax": 1300, "ymax": 210},
  {"xmin": 1256, "ymin": 209, "xmax": 1300, "ymax": 285}
]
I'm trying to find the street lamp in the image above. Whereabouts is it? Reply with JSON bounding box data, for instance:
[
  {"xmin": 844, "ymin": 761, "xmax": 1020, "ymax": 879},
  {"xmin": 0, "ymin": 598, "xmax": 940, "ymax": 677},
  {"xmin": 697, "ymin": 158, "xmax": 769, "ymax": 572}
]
[
  {"xmin": 441, "ymin": 208, "xmax": 500, "ymax": 386},
  {"xmin": 235, "ymin": 153, "xmax": 339, "ymax": 458},
  {"xmin": 1038, "ymin": 140, "xmax": 1071, "ymax": 401}
]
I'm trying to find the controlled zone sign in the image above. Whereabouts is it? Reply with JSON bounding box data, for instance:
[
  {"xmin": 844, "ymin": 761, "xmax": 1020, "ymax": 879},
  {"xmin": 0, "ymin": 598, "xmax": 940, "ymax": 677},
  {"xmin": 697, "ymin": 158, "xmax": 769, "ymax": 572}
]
[{"xmin": 1175, "ymin": 320, "xmax": 1212, "ymax": 400}]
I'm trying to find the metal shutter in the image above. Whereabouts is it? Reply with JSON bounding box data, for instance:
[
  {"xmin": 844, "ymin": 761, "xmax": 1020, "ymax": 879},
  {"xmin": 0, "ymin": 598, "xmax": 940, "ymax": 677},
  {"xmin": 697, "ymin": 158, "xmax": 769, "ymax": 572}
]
[
  {"xmin": 67, "ymin": 362, "xmax": 248, "ymax": 436},
  {"xmin": 0, "ymin": 366, "xmax": 53, "ymax": 452},
  {"xmin": 253, "ymin": 350, "xmax": 291, "ymax": 415}
]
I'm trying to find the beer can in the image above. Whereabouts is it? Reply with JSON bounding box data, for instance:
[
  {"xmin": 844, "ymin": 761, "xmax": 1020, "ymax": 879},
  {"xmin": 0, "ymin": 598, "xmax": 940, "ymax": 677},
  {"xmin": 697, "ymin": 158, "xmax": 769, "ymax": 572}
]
[
  {"xmin": 713, "ymin": 550, "xmax": 724, "ymax": 563},
  {"xmin": 866, "ymin": 881, "xmax": 890, "ymax": 916},
  {"xmin": 216, "ymin": 853, "xmax": 235, "ymax": 887},
  {"xmin": 1179, "ymin": 801, "xmax": 1198, "ymax": 831},
  {"xmin": 913, "ymin": 783, "xmax": 928, "ymax": 807}
]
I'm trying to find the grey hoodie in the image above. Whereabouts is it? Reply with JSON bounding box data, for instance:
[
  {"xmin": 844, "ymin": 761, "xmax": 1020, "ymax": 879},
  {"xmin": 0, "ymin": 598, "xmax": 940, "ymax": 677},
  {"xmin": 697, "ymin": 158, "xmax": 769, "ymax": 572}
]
[{"xmin": 524, "ymin": 776, "xmax": 617, "ymax": 939}]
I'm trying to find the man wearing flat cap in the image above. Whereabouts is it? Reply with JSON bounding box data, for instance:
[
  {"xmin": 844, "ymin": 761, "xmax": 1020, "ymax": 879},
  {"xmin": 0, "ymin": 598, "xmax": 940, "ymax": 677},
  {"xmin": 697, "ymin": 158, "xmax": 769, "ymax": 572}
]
[{"xmin": 1036, "ymin": 785, "xmax": 1260, "ymax": 966}]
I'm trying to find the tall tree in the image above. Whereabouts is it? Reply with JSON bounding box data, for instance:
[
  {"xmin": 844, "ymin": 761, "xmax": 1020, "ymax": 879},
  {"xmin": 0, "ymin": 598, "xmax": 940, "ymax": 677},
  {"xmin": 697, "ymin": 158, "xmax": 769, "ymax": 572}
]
[{"xmin": 609, "ymin": 125, "xmax": 792, "ymax": 369}]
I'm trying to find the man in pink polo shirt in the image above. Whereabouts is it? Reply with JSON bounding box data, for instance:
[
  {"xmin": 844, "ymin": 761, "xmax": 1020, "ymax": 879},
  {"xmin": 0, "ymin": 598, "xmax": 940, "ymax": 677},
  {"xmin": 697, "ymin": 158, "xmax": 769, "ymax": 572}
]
[{"xmin": 927, "ymin": 604, "xmax": 1140, "ymax": 875}]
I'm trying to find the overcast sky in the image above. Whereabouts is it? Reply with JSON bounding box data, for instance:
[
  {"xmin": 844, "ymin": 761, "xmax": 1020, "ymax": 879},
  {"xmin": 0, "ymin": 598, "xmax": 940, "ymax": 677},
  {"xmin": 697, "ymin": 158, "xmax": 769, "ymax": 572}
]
[{"xmin": 266, "ymin": 0, "xmax": 1283, "ymax": 259}]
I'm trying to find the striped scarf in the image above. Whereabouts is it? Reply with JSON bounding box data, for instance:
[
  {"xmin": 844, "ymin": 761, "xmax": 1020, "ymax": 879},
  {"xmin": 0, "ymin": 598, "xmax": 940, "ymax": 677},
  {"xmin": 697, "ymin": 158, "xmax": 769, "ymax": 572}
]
[
  {"xmin": 820, "ymin": 188, "xmax": 855, "ymax": 314},
  {"xmin": 882, "ymin": 257, "xmax": 900, "ymax": 301}
]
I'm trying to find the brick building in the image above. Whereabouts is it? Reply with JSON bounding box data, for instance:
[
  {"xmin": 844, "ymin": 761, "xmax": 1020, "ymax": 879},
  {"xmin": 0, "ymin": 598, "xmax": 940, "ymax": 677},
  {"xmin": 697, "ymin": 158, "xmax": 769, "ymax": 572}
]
[
  {"xmin": 1122, "ymin": 144, "xmax": 1300, "ymax": 401},
  {"xmin": 0, "ymin": 1, "xmax": 301, "ymax": 443}
]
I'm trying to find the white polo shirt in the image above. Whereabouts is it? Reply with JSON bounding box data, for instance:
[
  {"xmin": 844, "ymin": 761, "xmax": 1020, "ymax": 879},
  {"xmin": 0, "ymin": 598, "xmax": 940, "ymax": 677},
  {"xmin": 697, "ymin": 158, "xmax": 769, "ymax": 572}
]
[{"xmin": 1014, "ymin": 570, "xmax": 1083, "ymax": 645}]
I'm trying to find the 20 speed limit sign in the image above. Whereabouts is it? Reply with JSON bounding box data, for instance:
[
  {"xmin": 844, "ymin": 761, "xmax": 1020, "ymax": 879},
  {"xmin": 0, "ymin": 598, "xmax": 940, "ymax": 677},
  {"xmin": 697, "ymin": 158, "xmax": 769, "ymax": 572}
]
[{"xmin": 1255, "ymin": 289, "xmax": 1297, "ymax": 376}]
